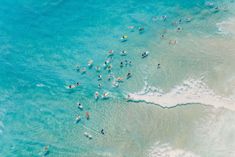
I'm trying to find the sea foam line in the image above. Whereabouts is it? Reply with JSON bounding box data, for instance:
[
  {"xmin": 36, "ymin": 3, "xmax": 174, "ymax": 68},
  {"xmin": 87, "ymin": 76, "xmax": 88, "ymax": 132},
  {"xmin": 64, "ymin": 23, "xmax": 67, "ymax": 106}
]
[
  {"xmin": 216, "ymin": 17, "xmax": 235, "ymax": 35},
  {"xmin": 148, "ymin": 142, "xmax": 200, "ymax": 157},
  {"xmin": 127, "ymin": 79, "xmax": 235, "ymax": 111}
]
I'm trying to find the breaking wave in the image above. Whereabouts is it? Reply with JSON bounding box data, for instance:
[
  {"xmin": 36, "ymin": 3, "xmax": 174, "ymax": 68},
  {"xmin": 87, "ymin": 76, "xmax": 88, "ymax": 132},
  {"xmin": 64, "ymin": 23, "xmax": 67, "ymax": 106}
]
[
  {"xmin": 127, "ymin": 78, "xmax": 235, "ymax": 111},
  {"xmin": 148, "ymin": 142, "xmax": 199, "ymax": 157},
  {"xmin": 217, "ymin": 17, "xmax": 235, "ymax": 35}
]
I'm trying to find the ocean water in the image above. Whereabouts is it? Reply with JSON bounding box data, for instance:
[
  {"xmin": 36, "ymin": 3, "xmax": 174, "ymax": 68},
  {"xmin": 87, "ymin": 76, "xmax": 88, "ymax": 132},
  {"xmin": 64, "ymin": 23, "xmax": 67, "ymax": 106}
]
[{"xmin": 0, "ymin": 0, "xmax": 235, "ymax": 156}]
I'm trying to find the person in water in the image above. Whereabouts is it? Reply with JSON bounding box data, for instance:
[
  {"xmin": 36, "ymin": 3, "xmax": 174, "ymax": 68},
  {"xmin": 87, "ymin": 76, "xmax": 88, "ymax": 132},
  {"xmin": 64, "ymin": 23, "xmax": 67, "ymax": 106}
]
[
  {"xmin": 177, "ymin": 27, "xmax": 182, "ymax": 32},
  {"xmin": 127, "ymin": 72, "xmax": 132, "ymax": 79},
  {"xmin": 86, "ymin": 112, "xmax": 90, "ymax": 120},
  {"xmin": 162, "ymin": 15, "xmax": 167, "ymax": 21},
  {"xmin": 42, "ymin": 145, "xmax": 49, "ymax": 156},
  {"xmin": 139, "ymin": 27, "xmax": 144, "ymax": 33},
  {"xmin": 98, "ymin": 75, "xmax": 102, "ymax": 80},
  {"xmin": 98, "ymin": 83, "xmax": 102, "ymax": 88},
  {"xmin": 76, "ymin": 65, "xmax": 80, "ymax": 72},
  {"xmin": 120, "ymin": 62, "xmax": 123, "ymax": 67},
  {"xmin": 157, "ymin": 64, "xmax": 161, "ymax": 69},
  {"xmin": 101, "ymin": 129, "xmax": 105, "ymax": 135}
]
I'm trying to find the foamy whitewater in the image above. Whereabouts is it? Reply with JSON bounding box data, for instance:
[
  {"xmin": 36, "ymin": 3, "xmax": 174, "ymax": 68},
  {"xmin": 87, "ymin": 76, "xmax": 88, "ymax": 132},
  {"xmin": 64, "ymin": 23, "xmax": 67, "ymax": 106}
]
[
  {"xmin": 217, "ymin": 17, "xmax": 235, "ymax": 35},
  {"xmin": 127, "ymin": 78, "xmax": 235, "ymax": 111},
  {"xmin": 148, "ymin": 142, "xmax": 200, "ymax": 157}
]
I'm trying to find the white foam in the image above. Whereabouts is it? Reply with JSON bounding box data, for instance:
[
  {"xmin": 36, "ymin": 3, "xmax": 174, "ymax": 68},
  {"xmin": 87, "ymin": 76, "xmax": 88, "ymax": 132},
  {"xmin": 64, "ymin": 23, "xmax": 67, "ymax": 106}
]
[
  {"xmin": 0, "ymin": 110, "xmax": 5, "ymax": 135},
  {"xmin": 148, "ymin": 142, "xmax": 200, "ymax": 157},
  {"xmin": 127, "ymin": 79, "xmax": 235, "ymax": 111},
  {"xmin": 36, "ymin": 83, "xmax": 45, "ymax": 87},
  {"xmin": 217, "ymin": 17, "xmax": 235, "ymax": 35},
  {"xmin": 0, "ymin": 121, "xmax": 4, "ymax": 135}
]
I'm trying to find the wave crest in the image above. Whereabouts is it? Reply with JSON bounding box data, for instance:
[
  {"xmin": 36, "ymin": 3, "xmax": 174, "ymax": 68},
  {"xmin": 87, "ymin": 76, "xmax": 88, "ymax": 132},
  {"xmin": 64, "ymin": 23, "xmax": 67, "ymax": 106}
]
[
  {"xmin": 127, "ymin": 79, "xmax": 235, "ymax": 111},
  {"xmin": 148, "ymin": 142, "xmax": 199, "ymax": 157}
]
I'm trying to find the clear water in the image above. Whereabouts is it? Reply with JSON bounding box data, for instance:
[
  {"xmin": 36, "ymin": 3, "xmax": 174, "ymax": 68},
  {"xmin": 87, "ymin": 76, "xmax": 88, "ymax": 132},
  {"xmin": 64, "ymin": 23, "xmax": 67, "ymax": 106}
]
[{"xmin": 0, "ymin": 0, "xmax": 235, "ymax": 156}]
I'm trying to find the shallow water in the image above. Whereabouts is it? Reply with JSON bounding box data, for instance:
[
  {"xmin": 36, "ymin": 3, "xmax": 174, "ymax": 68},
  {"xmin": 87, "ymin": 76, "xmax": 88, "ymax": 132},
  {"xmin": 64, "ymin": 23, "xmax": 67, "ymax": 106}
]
[{"xmin": 0, "ymin": 0, "xmax": 235, "ymax": 156}]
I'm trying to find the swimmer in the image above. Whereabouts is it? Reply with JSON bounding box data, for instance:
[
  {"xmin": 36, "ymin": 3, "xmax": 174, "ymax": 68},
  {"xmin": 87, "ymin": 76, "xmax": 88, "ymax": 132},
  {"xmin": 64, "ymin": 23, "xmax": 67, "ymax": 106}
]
[
  {"xmin": 84, "ymin": 132, "xmax": 92, "ymax": 139},
  {"xmin": 107, "ymin": 74, "xmax": 113, "ymax": 81},
  {"xmin": 98, "ymin": 74, "xmax": 102, "ymax": 81},
  {"xmin": 88, "ymin": 134, "xmax": 92, "ymax": 140},
  {"xmin": 75, "ymin": 115, "xmax": 81, "ymax": 123},
  {"xmin": 94, "ymin": 91, "xmax": 99, "ymax": 100},
  {"xmin": 76, "ymin": 82, "xmax": 80, "ymax": 86},
  {"xmin": 141, "ymin": 51, "xmax": 149, "ymax": 58},
  {"xmin": 120, "ymin": 35, "xmax": 128, "ymax": 42},
  {"xmin": 120, "ymin": 62, "xmax": 124, "ymax": 68},
  {"xmin": 67, "ymin": 84, "xmax": 76, "ymax": 89},
  {"xmin": 77, "ymin": 102, "xmax": 83, "ymax": 110},
  {"xmin": 124, "ymin": 60, "xmax": 128, "ymax": 66},
  {"xmin": 87, "ymin": 60, "xmax": 93, "ymax": 68},
  {"xmin": 157, "ymin": 63, "xmax": 161, "ymax": 69},
  {"xmin": 126, "ymin": 72, "xmax": 132, "ymax": 79},
  {"xmin": 116, "ymin": 77, "xmax": 124, "ymax": 82},
  {"xmin": 107, "ymin": 65, "xmax": 112, "ymax": 72},
  {"xmin": 139, "ymin": 27, "xmax": 144, "ymax": 33},
  {"xmin": 213, "ymin": 6, "xmax": 220, "ymax": 12},
  {"xmin": 95, "ymin": 66, "xmax": 101, "ymax": 72},
  {"xmin": 178, "ymin": 19, "xmax": 182, "ymax": 23},
  {"xmin": 108, "ymin": 50, "xmax": 114, "ymax": 56},
  {"xmin": 160, "ymin": 34, "xmax": 165, "ymax": 39},
  {"xmin": 86, "ymin": 112, "xmax": 90, "ymax": 120},
  {"xmin": 98, "ymin": 83, "xmax": 102, "ymax": 89},
  {"xmin": 112, "ymin": 81, "xmax": 119, "ymax": 88},
  {"xmin": 162, "ymin": 15, "xmax": 167, "ymax": 21},
  {"xmin": 84, "ymin": 132, "xmax": 89, "ymax": 137},
  {"xmin": 106, "ymin": 57, "xmax": 112, "ymax": 63},
  {"xmin": 76, "ymin": 65, "xmax": 80, "ymax": 72},
  {"xmin": 102, "ymin": 92, "xmax": 109, "ymax": 99},
  {"xmin": 177, "ymin": 27, "xmax": 182, "ymax": 32},
  {"xmin": 101, "ymin": 129, "xmax": 105, "ymax": 135},
  {"xmin": 42, "ymin": 145, "xmax": 49, "ymax": 156},
  {"xmin": 80, "ymin": 67, "xmax": 86, "ymax": 74},
  {"xmin": 120, "ymin": 50, "xmax": 127, "ymax": 56},
  {"xmin": 103, "ymin": 61, "xmax": 108, "ymax": 69}
]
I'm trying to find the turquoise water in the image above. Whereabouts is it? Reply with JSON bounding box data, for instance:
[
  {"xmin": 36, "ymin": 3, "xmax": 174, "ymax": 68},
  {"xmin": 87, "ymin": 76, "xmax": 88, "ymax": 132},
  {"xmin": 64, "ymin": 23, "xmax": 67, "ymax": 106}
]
[{"xmin": 1, "ymin": 0, "xmax": 235, "ymax": 156}]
